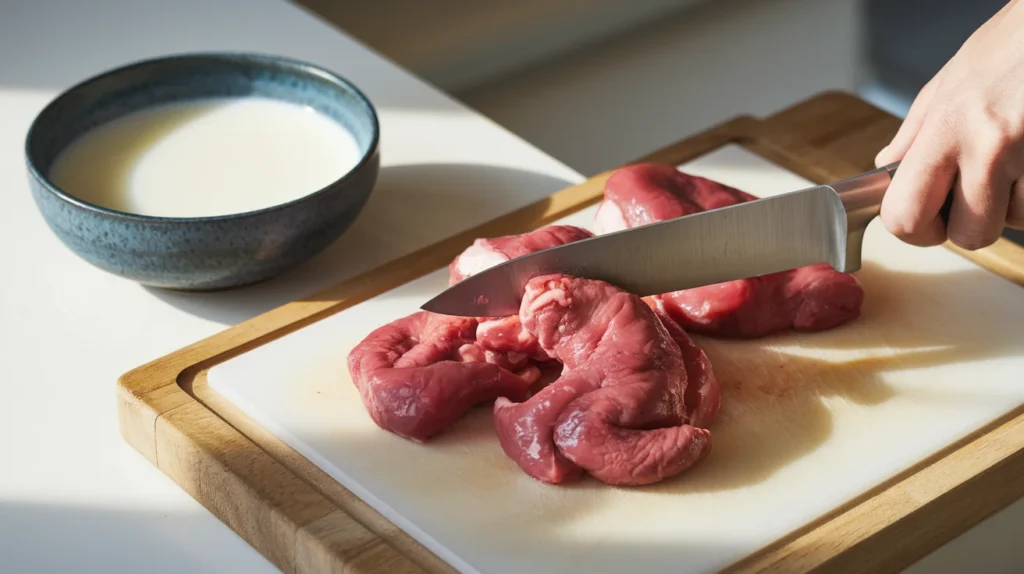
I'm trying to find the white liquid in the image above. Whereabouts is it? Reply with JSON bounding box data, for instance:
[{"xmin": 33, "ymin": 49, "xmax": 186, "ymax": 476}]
[{"xmin": 49, "ymin": 97, "xmax": 363, "ymax": 218}]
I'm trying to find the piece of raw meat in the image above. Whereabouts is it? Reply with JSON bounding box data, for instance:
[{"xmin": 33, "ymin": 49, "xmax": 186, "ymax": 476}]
[
  {"xmin": 595, "ymin": 163, "xmax": 753, "ymax": 233},
  {"xmin": 347, "ymin": 311, "xmax": 535, "ymax": 442},
  {"xmin": 493, "ymin": 275, "xmax": 714, "ymax": 486},
  {"xmin": 346, "ymin": 225, "xmax": 594, "ymax": 444},
  {"xmin": 649, "ymin": 300, "xmax": 721, "ymax": 429},
  {"xmin": 449, "ymin": 225, "xmax": 594, "ymax": 284},
  {"xmin": 597, "ymin": 163, "xmax": 864, "ymax": 338},
  {"xmin": 449, "ymin": 225, "xmax": 594, "ymax": 362}
]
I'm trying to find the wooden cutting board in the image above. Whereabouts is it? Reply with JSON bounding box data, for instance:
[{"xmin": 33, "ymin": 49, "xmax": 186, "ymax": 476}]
[{"xmin": 117, "ymin": 92, "xmax": 1024, "ymax": 574}]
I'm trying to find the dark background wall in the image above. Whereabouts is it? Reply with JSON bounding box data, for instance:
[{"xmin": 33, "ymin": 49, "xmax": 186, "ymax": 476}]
[{"xmin": 865, "ymin": 0, "xmax": 1007, "ymax": 96}]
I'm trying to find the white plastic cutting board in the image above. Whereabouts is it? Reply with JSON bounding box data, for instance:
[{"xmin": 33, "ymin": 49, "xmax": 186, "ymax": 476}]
[{"xmin": 209, "ymin": 144, "xmax": 1024, "ymax": 574}]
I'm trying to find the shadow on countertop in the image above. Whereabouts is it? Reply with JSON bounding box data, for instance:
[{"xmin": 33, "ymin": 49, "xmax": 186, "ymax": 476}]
[{"xmin": 0, "ymin": 500, "xmax": 277, "ymax": 574}]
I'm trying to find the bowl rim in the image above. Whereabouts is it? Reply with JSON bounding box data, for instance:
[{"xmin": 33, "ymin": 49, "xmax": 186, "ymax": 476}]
[{"xmin": 24, "ymin": 50, "xmax": 381, "ymax": 224}]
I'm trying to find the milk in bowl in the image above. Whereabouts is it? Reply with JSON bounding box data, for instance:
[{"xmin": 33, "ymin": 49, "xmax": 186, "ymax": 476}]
[{"xmin": 49, "ymin": 96, "xmax": 363, "ymax": 218}]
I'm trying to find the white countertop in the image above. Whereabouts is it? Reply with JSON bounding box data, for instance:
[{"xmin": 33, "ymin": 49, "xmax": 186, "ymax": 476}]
[
  {"xmin": 0, "ymin": 1, "xmax": 1021, "ymax": 573},
  {"xmin": 0, "ymin": 1, "xmax": 578, "ymax": 572}
]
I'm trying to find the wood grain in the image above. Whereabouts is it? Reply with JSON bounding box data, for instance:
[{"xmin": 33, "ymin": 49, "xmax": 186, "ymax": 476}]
[{"xmin": 117, "ymin": 90, "xmax": 1024, "ymax": 574}]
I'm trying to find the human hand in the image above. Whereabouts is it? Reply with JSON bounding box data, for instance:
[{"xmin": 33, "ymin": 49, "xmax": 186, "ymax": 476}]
[{"xmin": 874, "ymin": 0, "xmax": 1024, "ymax": 250}]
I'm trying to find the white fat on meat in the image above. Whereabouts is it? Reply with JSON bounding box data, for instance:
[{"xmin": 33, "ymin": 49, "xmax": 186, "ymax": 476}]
[
  {"xmin": 453, "ymin": 241, "xmax": 509, "ymax": 280},
  {"xmin": 594, "ymin": 199, "xmax": 628, "ymax": 234}
]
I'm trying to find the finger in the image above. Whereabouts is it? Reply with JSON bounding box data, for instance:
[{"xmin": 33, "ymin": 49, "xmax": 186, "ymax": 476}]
[
  {"xmin": 879, "ymin": 114, "xmax": 959, "ymax": 247},
  {"xmin": 875, "ymin": 77, "xmax": 940, "ymax": 167},
  {"xmin": 1005, "ymin": 179, "xmax": 1024, "ymax": 229},
  {"xmin": 946, "ymin": 133, "xmax": 1016, "ymax": 250}
]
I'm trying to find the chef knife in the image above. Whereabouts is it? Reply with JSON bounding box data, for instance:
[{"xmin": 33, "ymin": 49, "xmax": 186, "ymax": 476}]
[{"xmin": 422, "ymin": 162, "xmax": 952, "ymax": 318}]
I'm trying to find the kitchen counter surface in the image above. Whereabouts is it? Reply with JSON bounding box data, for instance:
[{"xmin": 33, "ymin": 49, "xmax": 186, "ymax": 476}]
[
  {"xmin": 0, "ymin": 1, "xmax": 578, "ymax": 571},
  {"xmin": 0, "ymin": 1, "xmax": 1021, "ymax": 572}
]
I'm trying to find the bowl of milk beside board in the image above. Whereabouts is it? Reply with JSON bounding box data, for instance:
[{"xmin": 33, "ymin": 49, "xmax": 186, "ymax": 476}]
[{"xmin": 24, "ymin": 52, "xmax": 380, "ymax": 291}]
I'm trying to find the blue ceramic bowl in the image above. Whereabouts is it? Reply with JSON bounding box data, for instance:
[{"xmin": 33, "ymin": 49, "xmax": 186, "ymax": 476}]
[{"xmin": 25, "ymin": 52, "xmax": 380, "ymax": 291}]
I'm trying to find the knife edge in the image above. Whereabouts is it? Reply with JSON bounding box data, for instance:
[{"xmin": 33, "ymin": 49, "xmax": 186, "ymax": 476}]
[{"xmin": 422, "ymin": 185, "xmax": 848, "ymax": 317}]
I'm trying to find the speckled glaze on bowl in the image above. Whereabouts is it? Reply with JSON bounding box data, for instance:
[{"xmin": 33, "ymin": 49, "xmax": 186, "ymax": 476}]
[{"xmin": 25, "ymin": 52, "xmax": 380, "ymax": 291}]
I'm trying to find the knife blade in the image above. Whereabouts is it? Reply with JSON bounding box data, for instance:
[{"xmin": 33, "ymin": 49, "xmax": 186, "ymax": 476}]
[{"xmin": 421, "ymin": 163, "xmax": 915, "ymax": 318}]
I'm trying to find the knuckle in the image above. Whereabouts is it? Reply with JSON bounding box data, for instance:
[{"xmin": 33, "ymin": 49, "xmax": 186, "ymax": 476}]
[
  {"xmin": 881, "ymin": 214, "xmax": 937, "ymax": 247},
  {"xmin": 880, "ymin": 211, "xmax": 916, "ymax": 238},
  {"xmin": 964, "ymin": 99, "xmax": 1023, "ymax": 174},
  {"xmin": 978, "ymin": 95, "xmax": 1023, "ymax": 137}
]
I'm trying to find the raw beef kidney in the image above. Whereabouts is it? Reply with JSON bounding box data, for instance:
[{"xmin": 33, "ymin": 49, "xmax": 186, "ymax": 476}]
[
  {"xmin": 348, "ymin": 226, "xmax": 594, "ymax": 442},
  {"xmin": 597, "ymin": 163, "xmax": 864, "ymax": 338},
  {"xmin": 347, "ymin": 311, "xmax": 536, "ymax": 442},
  {"xmin": 493, "ymin": 275, "xmax": 717, "ymax": 486}
]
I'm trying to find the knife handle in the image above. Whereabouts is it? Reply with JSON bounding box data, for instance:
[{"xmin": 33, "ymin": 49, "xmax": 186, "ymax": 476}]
[{"xmin": 880, "ymin": 161, "xmax": 954, "ymax": 225}]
